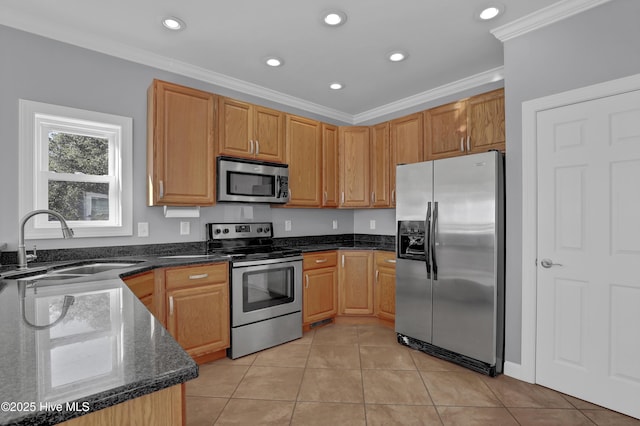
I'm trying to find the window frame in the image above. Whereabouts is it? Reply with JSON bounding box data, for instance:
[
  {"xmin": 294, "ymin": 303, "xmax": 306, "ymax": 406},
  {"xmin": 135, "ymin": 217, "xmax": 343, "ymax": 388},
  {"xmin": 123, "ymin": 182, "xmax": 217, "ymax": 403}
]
[{"xmin": 19, "ymin": 100, "xmax": 133, "ymax": 239}]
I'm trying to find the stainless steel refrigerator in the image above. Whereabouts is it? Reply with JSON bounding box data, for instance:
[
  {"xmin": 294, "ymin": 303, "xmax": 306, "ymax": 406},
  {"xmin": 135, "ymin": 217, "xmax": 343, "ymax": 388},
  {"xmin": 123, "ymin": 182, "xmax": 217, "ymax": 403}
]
[{"xmin": 395, "ymin": 151, "xmax": 504, "ymax": 376}]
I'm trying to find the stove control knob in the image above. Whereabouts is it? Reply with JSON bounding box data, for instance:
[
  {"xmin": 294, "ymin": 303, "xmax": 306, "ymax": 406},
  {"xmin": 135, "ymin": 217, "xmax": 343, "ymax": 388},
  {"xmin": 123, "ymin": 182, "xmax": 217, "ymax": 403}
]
[
  {"xmin": 223, "ymin": 228, "xmax": 230, "ymax": 234},
  {"xmin": 264, "ymin": 227, "xmax": 270, "ymax": 233},
  {"xmin": 214, "ymin": 228, "xmax": 222, "ymax": 234},
  {"xmin": 256, "ymin": 227, "xmax": 263, "ymax": 233}
]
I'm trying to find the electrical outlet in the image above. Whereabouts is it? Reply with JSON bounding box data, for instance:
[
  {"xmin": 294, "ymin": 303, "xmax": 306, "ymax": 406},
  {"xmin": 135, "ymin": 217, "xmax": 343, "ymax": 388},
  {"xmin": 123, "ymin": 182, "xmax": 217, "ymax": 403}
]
[
  {"xmin": 285, "ymin": 220, "xmax": 292, "ymax": 232},
  {"xmin": 369, "ymin": 220, "xmax": 376, "ymax": 230},
  {"xmin": 138, "ymin": 222, "xmax": 149, "ymax": 237},
  {"xmin": 180, "ymin": 221, "xmax": 190, "ymax": 235},
  {"xmin": 332, "ymin": 219, "xmax": 338, "ymax": 230}
]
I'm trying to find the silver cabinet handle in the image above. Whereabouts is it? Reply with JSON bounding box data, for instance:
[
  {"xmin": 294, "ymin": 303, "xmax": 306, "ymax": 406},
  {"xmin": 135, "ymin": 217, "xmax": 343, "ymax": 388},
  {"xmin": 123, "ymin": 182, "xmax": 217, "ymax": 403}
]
[
  {"xmin": 323, "ymin": 191, "xmax": 327, "ymax": 205},
  {"xmin": 249, "ymin": 140, "xmax": 254, "ymax": 154},
  {"xmin": 466, "ymin": 136, "xmax": 470, "ymax": 152},
  {"xmin": 341, "ymin": 192, "xmax": 345, "ymax": 205},
  {"xmin": 189, "ymin": 273, "xmax": 209, "ymax": 280},
  {"xmin": 460, "ymin": 137, "xmax": 464, "ymax": 152},
  {"xmin": 375, "ymin": 270, "xmax": 379, "ymax": 283},
  {"xmin": 341, "ymin": 254, "xmax": 345, "ymax": 268},
  {"xmin": 385, "ymin": 259, "xmax": 396, "ymax": 264},
  {"xmin": 305, "ymin": 274, "xmax": 309, "ymax": 288},
  {"xmin": 315, "ymin": 258, "xmax": 328, "ymax": 264},
  {"xmin": 371, "ymin": 192, "xmax": 375, "ymax": 203},
  {"xmin": 391, "ymin": 189, "xmax": 396, "ymax": 204},
  {"xmin": 540, "ymin": 258, "xmax": 563, "ymax": 268},
  {"xmin": 169, "ymin": 296, "xmax": 174, "ymax": 316},
  {"xmin": 255, "ymin": 140, "xmax": 260, "ymax": 155},
  {"xmin": 159, "ymin": 180, "xmax": 164, "ymax": 198}
]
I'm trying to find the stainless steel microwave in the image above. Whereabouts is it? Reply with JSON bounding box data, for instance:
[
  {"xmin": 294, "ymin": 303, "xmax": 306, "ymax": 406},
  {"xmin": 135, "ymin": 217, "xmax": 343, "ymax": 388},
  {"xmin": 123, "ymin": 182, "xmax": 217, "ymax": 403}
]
[{"xmin": 217, "ymin": 157, "xmax": 289, "ymax": 204}]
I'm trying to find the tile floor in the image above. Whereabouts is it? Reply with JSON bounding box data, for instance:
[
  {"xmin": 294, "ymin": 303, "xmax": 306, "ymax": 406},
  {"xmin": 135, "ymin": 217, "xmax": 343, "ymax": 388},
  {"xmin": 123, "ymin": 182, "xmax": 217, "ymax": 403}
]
[{"xmin": 185, "ymin": 318, "xmax": 640, "ymax": 425}]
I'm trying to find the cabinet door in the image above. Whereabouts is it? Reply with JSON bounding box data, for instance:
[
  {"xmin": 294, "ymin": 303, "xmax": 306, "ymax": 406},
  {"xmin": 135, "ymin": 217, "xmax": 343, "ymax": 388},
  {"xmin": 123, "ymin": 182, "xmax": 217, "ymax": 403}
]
[
  {"xmin": 467, "ymin": 88, "xmax": 505, "ymax": 154},
  {"xmin": 286, "ymin": 115, "xmax": 322, "ymax": 206},
  {"xmin": 338, "ymin": 251, "xmax": 374, "ymax": 315},
  {"xmin": 166, "ymin": 282, "xmax": 230, "ymax": 358},
  {"xmin": 147, "ymin": 79, "xmax": 215, "ymax": 206},
  {"xmin": 339, "ymin": 127, "xmax": 371, "ymax": 207},
  {"xmin": 374, "ymin": 252, "xmax": 397, "ymax": 321},
  {"xmin": 371, "ymin": 122, "xmax": 391, "ymax": 207},
  {"xmin": 253, "ymin": 105, "xmax": 285, "ymax": 162},
  {"xmin": 304, "ymin": 267, "xmax": 338, "ymax": 324},
  {"xmin": 390, "ymin": 112, "xmax": 424, "ymax": 206},
  {"xmin": 217, "ymin": 97, "xmax": 253, "ymax": 158},
  {"xmin": 424, "ymin": 100, "xmax": 467, "ymax": 160},
  {"xmin": 322, "ymin": 124, "xmax": 339, "ymax": 207}
]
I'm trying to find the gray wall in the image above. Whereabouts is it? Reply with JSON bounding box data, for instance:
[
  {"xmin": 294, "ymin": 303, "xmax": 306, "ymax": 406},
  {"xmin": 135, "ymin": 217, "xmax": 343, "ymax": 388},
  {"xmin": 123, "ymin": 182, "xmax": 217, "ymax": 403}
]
[{"xmin": 502, "ymin": 0, "xmax": 640, "ymax": 363}]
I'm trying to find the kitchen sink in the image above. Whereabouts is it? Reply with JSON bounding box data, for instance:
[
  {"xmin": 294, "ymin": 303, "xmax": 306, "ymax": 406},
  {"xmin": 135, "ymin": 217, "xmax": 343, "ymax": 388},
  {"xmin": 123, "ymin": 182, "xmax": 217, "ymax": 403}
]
[
  {"xmin": 158, "ymin": 254, "xmax": 215, "ymax": 259},
  {"xmin": 51, "ymin": 262, "xmax": 138, "ymax": 275}
]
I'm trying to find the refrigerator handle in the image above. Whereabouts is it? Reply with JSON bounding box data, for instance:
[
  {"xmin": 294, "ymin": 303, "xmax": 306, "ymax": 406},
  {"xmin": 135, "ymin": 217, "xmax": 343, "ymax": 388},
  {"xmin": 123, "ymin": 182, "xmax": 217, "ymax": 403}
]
[
  {"xmin": 425, "ymin": 202, "xmax": 432, "ymax": 278},
  {"xmin": 431, "ymin": 201, "xmax": 438, "ymax": 280}
]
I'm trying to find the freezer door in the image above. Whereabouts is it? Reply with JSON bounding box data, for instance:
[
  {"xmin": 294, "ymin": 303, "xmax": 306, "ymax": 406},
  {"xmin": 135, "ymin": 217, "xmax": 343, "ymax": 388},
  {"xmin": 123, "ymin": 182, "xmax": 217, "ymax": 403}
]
[
  {"xmin": 431, "ymin": 151, "xmax": 501, "ymax": 365},
  {"xmin": 395, "ymin": 161, "xmax": 433, "ymax": 342}
]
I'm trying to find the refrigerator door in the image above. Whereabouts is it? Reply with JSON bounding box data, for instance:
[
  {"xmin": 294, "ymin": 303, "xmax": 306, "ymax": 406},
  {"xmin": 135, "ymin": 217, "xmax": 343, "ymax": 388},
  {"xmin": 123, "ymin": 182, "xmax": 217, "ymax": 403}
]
[
  {"xmin": 431, "ymin": 151, "xmax": 500, "ymax": 364},
  {"xmin": 395, "ymin": 162, "xmax": 433, "ymax": 343}
]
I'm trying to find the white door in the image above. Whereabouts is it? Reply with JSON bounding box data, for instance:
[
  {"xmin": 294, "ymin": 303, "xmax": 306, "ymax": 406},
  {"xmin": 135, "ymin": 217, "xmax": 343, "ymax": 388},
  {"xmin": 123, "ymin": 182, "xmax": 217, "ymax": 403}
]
[{"xmin": 536, "ymin": 89, "xmax": 640, "ymax": 419}]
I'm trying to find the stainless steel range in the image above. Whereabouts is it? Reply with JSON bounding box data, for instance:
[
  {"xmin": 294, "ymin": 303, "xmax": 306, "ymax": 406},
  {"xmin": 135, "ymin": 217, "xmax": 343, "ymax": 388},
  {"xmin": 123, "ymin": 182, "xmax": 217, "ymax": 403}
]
[{"xmin": 206, "ymin": 222, "xmax": 302, "ymax": 359}]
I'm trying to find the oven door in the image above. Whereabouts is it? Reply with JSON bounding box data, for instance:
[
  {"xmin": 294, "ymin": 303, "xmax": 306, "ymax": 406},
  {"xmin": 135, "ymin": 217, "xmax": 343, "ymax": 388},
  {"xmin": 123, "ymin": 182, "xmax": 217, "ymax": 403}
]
[{"xmin": 231, "ymin": 257, "xmax": 302, "ymax": 327}]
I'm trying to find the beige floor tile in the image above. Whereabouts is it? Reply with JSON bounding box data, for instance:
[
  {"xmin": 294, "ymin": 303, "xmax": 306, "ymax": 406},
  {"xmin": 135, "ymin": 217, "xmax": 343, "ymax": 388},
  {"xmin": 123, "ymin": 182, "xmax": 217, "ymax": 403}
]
[
  {"xmin": 212, "ymin": 353, "xmax": 257, "ymax": 366},
  {"xmin": 360, "ymin": 345, "xmax": 416, "ymax": 370},
  {"xmin": 291, "ymin": 402, "xmax": 366, "ymax": 426},
  {"xmin": 186, "ymin": 364, "xmax": 249, "ymax": 398},
  {"xmin": 214, "ymin": 399, "xmax": 294, "ymax": 425},
  {"xmin": 509, "ymin": 408, "xmax": 594, "ymax": 425},
  {"xmin": 363, "ymin": 369, "xmax": 432, "ymax": 405},
  {"xmin": 357, "ymin": 324, "xmax": 398, "ymax": 346},
  {"xmin": 306, "ymin": 344, "xmax": 361, "ymax": 369},
  {"xmin": 421, "ymin": 371, "xmax": 501, "ymax": 407},
  {"xmin": 437, "ymin": 407, "xmax": 518, "ymax": 426},
  {"xmin": 481, "ymin": 374, "xmax": 573, "ymax": 408},
  {"xmin": 298, "ymin": 368, "xmax": 363, "ymax": 403},
  {"xmin": 232, "ymin": 366, "xmax": 304, "ymax": 401},
  {"xmin": 409, "ymin": 349, "xmax": 470, "ymax": 372},
  {"xmin": 366, "ymin": 404, "xmax": 442, "ymax": 425},
  {"xmin": 253, "ymin": 342, "xmax": 310, "ymax": 368},
  {"xmin": 581, "ymin": 410, "xmax": 640, "ymax": 425},
  {"xmin": 185, "ymin": 396, "xmax": 227, "ymax": 426},
  {"xmin": 292, "ymin": 329, "xmax": 316, "ymax": 345},
  {"xmin": 562, "ymin": 393, "xmax": 606, "ymax": 410},
  {"xmin": 312, "ymin": 324, "xmax": 359, "ymax": 345}
]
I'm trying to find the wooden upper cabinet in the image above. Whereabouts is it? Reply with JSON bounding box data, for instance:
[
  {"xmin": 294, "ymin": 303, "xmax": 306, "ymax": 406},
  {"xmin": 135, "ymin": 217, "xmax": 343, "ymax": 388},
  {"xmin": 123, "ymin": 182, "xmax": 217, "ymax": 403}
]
[
  {"xmin": 466, "ymin": 88, "xmax": 505, "ymax": 154},
  {"xmin": 389, "ymin": 112, "xmax": 424, "ymax": 206},
  {"xmin": 339, "ymin": 126, "xmax": 371, "ymax": 208},
  {"xmin": 217, "ymin": 96, "xmax": 285, "ymax": 163},
  {"xmin": 286, "ymin": 114, "xmax": 322, "ymax": 207},
  {"xmin": 371, "ymin": 122, "xmax": 391, "ymax": 208},
  {"xmin": 147, "ymin": 79, "xmax": 216, "ymax": 206},
  {"xmin": 424, "ymin": 100, "xmax": 467, "ymax": 160},
  {"xmin": 425, "ymin": 88, "xmax": 505, "ymax": 160},
  {"xmin": 322, "ymin": 124, "xmax": 339, "ymax": 208}
]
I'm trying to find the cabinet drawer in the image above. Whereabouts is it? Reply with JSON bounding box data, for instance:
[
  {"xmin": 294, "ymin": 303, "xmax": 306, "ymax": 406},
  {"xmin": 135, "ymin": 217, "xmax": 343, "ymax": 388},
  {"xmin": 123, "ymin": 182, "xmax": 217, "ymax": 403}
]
[
  {"xmin": 303, "ymin": 251, "xmax": 338, "ymax": 270},
  {"xmin": 374, "ymin": 251, "xmax": 396, "ymax": 268},
  {"xmin": 124, "ymin": 271, "xmax": 155, "ymax": 299},
  {"xmin": 165, "ymin": 263, "xmax": 228, "ymax": 290}
]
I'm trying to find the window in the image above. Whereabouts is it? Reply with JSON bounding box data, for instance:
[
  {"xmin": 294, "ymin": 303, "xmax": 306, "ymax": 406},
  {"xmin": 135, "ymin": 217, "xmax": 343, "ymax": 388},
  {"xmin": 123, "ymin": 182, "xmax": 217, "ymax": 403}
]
[{"xmin": 19, "ymin": 100, "xmax": 132, "ymax": 238}]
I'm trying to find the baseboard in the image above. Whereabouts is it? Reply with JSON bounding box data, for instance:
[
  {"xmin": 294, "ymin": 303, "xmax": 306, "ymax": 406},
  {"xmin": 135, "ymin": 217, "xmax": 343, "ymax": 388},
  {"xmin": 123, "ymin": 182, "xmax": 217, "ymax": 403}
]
[{"xmin": 503, "ymin": 360, "xmax": 535, "ymax": 383}]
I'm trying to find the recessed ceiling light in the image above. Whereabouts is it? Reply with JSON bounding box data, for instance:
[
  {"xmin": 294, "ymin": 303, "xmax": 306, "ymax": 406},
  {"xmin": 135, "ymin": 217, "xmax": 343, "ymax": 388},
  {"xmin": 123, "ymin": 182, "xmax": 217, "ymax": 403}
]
[
  {"xmin": 329, "ymin": 82, "xmax": 344, "ymax": 90},
  {"xmin": 323, "ymin": 10, "xmax": 347, "ymax": 27},
  {"xmin": 478, "ymin": 4, "xmax": 504, "ymax": 20},
  {"xmin": 162, "ymin": 17, "xmax": 185, "ymax": 31},
  {"xmin": 388, "ymin": 51, "xmax": 408, "ymax": 62},
  {"xmin": 265, "ymin": 57, "xmax": 284, "ymax": 67}
]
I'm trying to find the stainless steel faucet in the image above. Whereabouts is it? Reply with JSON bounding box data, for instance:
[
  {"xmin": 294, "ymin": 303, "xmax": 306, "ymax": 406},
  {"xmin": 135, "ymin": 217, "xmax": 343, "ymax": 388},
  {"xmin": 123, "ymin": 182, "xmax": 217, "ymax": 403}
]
[{"xmin": 18, "ymin": 209, "xmax": 74, "ymax": 270}]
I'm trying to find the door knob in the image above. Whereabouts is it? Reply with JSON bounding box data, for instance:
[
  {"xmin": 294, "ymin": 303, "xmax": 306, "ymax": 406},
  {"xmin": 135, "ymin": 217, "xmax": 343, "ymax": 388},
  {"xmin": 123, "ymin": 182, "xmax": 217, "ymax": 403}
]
[{"xmin": 540, "ymin": 258, "xmax": 562, "ymax": 268}]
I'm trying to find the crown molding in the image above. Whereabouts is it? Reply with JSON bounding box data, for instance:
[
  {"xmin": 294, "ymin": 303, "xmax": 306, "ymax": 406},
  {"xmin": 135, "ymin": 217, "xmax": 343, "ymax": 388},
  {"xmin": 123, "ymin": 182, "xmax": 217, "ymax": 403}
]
[
  {"xmin": 353, "ymin": 67, "xmax": 504, "ymax": 124},
  {"xmin": 491, "ymin": 0, "xmax": 613, "ymax": 42}
]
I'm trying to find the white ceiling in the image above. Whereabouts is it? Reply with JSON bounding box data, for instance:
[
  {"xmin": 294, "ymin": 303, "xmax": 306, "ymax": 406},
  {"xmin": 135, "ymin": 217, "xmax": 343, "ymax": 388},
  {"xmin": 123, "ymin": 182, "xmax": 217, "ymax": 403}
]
[{"xmin": 1, "ymin": 0, "xmax": 597, "ymax": 122}]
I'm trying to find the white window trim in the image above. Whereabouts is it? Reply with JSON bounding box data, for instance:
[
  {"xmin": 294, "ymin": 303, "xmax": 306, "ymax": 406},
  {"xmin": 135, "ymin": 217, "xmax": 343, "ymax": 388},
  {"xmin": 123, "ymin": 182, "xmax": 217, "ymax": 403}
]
[{"xmin": 19, "ymin": 100, "xmax": 133, "ymax": 239}]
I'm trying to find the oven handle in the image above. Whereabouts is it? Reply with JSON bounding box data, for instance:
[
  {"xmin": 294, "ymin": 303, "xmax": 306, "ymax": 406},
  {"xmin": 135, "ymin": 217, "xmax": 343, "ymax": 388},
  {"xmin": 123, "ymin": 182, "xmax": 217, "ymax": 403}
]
[{"xmin": 232, "ymin": 255, "xmax": 303, "ymax": 268}]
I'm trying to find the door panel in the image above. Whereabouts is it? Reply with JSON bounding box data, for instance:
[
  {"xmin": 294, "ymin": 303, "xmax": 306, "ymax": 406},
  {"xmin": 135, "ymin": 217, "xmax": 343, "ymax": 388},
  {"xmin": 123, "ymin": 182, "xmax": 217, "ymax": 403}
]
[{"xmin": 536, "ymin": 89, "xmax": 640, "ymax": 419}]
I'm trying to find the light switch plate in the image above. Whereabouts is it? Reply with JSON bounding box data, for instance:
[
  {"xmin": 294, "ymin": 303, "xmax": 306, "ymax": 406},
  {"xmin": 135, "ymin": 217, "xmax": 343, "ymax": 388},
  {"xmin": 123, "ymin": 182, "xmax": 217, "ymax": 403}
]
[
  {"xmin": 369, "ymin": 220, "xmax": 376, "ymax": 230},
  {"xmin": 332, "ymin": 219, "xmax": 338, "ymax": 230},
  {"xmin": 138, "ymin": 222, "xmax": 149, "ymax": 237},
  {"xmin": 285, "ymin": 220, "xmax": 292, "ymax": 232},
  {"xmin": 180, "ymin": 221, "xmax": 190, "ymax": 235}
]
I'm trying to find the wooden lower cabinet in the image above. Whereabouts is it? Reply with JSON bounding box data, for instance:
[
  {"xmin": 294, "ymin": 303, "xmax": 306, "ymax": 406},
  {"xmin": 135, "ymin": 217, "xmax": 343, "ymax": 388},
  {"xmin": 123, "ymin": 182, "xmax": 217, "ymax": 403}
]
[
  {"xmin": 338, "ymin": 250, "xmax": 374, "ymax": 315},
  {"xmin": 59, "ymin": 384, "xmax": 183, "ymax": 426},
  {"xmin": 163, "ymin": 263, "xmax": 230, "ymax": 364},
  {"xmin": 302, "ymin": 251, "xmax": 338, "ymax": 327},
  {"xmin": 122, "ymin": 270, "xmax": 157, "ymax": 318},
  {"xmin": 374, "ymin": 251, "xmax": 396, "ymax": 321}
]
